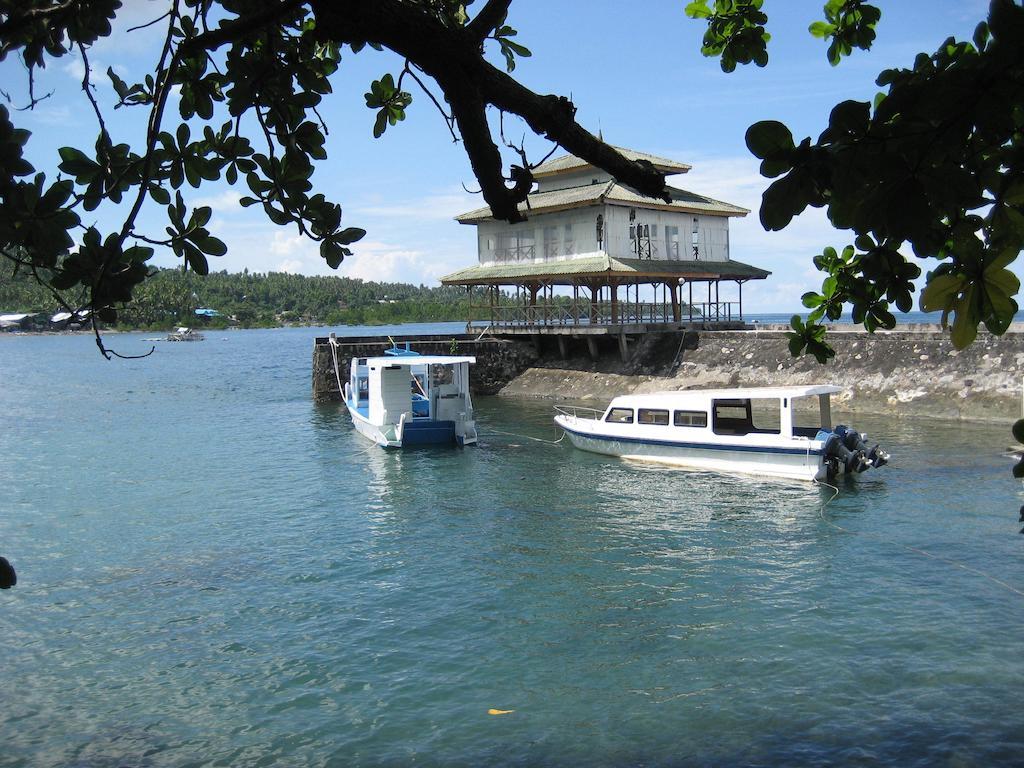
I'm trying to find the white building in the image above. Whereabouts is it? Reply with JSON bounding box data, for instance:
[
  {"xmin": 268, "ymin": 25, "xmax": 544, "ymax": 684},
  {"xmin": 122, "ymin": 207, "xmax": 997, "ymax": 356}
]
[{"xmin": 441, "ymin": 145, "xmax": 769, "ymax": 331}]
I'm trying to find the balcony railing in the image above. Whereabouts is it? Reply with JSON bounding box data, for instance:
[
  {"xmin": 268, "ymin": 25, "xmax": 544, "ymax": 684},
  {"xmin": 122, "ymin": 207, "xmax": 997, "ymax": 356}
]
[
  {"xmin": 470, "ymin": 300, "xmax": 740, "ymax": 328},
  {"xmin": 492, "ymin": 244, "xmax": 536, "ymax": 262}
]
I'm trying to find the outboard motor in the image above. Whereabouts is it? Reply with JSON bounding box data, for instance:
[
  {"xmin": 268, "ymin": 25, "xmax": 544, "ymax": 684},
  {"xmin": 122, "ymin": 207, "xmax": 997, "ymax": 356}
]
[{"xmin": 823, "ymin": 425, "xmax": 890, "ymax": 476}]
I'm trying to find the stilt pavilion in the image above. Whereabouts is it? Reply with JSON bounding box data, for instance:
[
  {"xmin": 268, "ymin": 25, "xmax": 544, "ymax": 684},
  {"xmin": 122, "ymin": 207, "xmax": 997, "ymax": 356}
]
[{"xmin": 440, "ymin": 145, "xmax": 770, "ymax": 353}]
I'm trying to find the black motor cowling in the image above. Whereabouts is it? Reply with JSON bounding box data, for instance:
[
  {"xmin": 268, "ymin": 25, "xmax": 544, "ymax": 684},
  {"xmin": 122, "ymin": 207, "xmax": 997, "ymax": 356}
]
[{"xmin": 824, "ymin": 425, "xmax": 889, "ymax": 477}]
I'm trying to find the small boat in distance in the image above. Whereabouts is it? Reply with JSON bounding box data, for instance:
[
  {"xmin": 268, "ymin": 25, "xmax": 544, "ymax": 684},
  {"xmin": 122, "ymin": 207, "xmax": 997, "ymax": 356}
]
[
  {"xmin": 554, "ymin": 385, "xmax": 888, "ymax": 483},
  {"xmin": 166, "ymin": 327, "xmax": 204, "ymax": 342},
  {"xmin": 344, "ymin": 347, "xmax": 477, "ymax": 448}
]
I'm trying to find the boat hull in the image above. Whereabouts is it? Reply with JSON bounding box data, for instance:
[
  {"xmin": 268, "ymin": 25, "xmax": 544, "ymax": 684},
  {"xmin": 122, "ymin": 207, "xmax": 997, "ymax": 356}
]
[
  {"xmin": 557, "ymin": 417, "xmax": 827, "ymax": 482},
  {"xmin": 346, "ymin": 400, "xmax": 475, "ymax": 448}
]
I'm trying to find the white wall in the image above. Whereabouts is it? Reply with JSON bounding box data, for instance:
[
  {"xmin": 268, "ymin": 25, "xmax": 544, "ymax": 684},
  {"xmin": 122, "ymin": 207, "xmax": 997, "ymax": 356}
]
[
  {"xmin": 369, "ymin": 365, "xmax": 412, "ymax": 425},
  {"xmin": 474, "ymin": 205, "xmax": 731, "ymax": 264},
  {"xmin": 603, "ymin": 206, "xmax": 730, "ymax": 262}
]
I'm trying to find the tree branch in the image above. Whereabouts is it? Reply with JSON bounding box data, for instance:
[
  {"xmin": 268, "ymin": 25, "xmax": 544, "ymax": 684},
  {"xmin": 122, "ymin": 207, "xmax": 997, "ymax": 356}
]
[
  {"xmin": 309, "ymin": 0, "xmax": 669, "ymax": 220},
  {"xmin": 466, "ymin": 0, "xmax": 511, "ymax": 40},
  {"xmin": 181, "ymin": 0, "xmax": 305, "ymax": 53}
]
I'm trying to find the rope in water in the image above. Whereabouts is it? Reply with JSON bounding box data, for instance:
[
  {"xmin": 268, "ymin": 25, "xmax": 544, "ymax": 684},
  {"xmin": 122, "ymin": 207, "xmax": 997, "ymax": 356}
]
[
  {"xmin": 328, "ymin": 335, "xmax": 346, "ymax": 401},
  {"xmin": 814, "ymin": 479, "xmax": 1024, "ymax": 598},
  {"xmin": 483, "ymin": 426, "xmax": 566, "ymax": 445}
]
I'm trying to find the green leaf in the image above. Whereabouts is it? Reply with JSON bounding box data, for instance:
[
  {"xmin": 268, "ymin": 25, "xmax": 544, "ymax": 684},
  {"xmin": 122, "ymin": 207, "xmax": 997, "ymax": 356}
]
[
  {"xmin": 745, "ymin": 120, "xmax": 794, "ymax": 161},
  {"xmin": 920, "ymin": 273, "xmax": 966, "ymax": 313},
  {"xmin": 684, "ymin": 1, "xmax": 711, "ymax": 20},
  {"xmin": 1012, "ymin": 418, "xmax": 1024, "ymax": 445}
]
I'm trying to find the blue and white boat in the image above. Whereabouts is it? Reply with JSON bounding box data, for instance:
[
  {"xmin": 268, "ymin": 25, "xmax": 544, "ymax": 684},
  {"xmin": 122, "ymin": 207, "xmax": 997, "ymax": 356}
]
[
  {"xmin": 554, "ymin": 385, "xmax": 888, "ymax": 482},
  {"xmin": 344, "ymin": 347, "xmax": 477, "ymax": 448}
]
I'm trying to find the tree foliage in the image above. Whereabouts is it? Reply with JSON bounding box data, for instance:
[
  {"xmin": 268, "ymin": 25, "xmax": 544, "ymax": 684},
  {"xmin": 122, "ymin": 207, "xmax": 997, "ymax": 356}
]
[
  {"xmin": 0, "ymin": 0, "xmax": 669, "ymax": 357},
  {"xmin": 688, "ymin": 0, "xmax": 1024, "ymax": 362},
  {"xmin": 1, "ymin": 264, "xmax": 482, "ymax": 328},
  {"xmin": 3, "ymin": 1, "xmax": 1023, "ymax": 363}
]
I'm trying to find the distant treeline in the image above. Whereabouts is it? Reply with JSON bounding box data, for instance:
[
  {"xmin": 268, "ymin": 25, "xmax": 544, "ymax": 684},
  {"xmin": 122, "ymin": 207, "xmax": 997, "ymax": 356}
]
[{"xmin": 1, "ymin": 267, "xmax": 486, "ymax": 329}]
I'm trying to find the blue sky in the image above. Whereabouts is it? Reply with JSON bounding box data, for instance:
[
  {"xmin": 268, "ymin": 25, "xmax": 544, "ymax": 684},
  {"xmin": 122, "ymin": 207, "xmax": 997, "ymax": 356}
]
[{"xmin": 3, "ymin": 0, "xmax": 996, "ymax": 311}]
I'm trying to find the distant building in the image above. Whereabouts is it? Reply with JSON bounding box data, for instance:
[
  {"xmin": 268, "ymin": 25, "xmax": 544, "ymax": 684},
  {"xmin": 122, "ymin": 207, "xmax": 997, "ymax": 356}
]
[
  {"xmin": 194, "ymin": 308, "xmax": 221, "ymax": 318},
  {"xmin": 441, "ymin": 145, "xmax": 769, "ymax": 332}
]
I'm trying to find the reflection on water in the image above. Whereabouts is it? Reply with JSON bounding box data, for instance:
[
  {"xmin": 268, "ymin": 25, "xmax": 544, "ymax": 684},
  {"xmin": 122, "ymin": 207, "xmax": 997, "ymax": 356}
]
[{"xmin": 3, "ymin": 331, "xmax": 1024, "ymax": 767}]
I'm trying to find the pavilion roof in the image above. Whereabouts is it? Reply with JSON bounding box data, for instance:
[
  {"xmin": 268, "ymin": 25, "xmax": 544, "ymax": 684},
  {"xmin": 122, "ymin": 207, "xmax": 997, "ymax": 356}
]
[
  {"xmin": 455, "ymin": 181, "xmax": 748, "ymax": 223},
  {"xmin": 440, "ymin": 255, "xmax": 770, "ymax": 285},
  {"xmin": 531, "ymin": 146, "xmax": 691, "ymax": 178}
]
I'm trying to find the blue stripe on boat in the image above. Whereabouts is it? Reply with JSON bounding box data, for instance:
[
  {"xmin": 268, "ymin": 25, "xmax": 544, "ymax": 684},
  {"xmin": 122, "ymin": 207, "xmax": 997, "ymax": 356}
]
[{"xmin": 559, "ymin": 423, "xmax": 823, "ymax": 456}]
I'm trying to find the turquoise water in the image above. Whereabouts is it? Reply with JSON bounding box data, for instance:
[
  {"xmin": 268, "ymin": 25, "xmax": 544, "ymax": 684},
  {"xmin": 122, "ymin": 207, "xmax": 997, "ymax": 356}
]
[{"xmin": 3, "ymin": 326, "xmax": 1024, "ymax": 767}]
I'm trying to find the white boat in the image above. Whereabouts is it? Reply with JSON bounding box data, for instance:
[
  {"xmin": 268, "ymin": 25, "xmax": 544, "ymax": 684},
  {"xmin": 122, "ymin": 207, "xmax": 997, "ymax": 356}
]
[
  {"xmin": 344, "ymin": 350, "xmax": 478, "ymax": 448},
  {"xmin": 554, "ymin": 385, "xmax": 888, "ymax": 482},
  {"xmin": 166, "ymin": 327, "xmax": 204, "ymax": 341}
]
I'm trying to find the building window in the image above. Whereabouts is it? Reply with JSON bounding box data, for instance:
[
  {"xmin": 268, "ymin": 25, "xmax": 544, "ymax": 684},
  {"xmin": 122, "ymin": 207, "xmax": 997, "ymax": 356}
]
[
  {"xmin": 665, "ymin": 226, "xmax": 679, "ymax": 260},
  {"xmin": 495, "ymin": 229, "xmax": 536, "ymax": 262},
  {"xmin": 605, "ymin": 407, "xmax": 634, "ymax": 424},
  {"xmin": 563, "ymin": 222, "xmax": 575, "ymax": 255},
  {"xmin": 544, "ymin": 226, "xmax": 559, "ymax": 258},
  {"xmin": 673, "ymin": 410, "xmax": 708, "ymax": 427},
  {"xmin": 692, "ymin": 217, "xmax": 700, "ymax": 259},
  {"xmin": 638, "ymin": 408, "xmax": 669, "ymax": 425}
]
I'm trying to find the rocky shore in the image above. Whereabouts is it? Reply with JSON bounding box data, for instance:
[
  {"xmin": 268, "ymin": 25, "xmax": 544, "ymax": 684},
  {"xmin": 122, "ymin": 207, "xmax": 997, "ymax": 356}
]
[
  {"xmin": 312, "ymin": 324, "xmax": 1023, "ymax": 424},
  {"xmin": 499, "ymin": 324, "xmax": 1024, "ymax": 423}
]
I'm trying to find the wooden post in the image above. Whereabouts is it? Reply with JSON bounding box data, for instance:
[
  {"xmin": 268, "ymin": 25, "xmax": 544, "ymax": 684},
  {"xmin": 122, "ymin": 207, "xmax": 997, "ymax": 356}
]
[
  {"xmin": 527, "ymin": 281, "xmax": 540, "ymax": 325},
  {"xmin": 738, "ymin": 280, "xmax": 744, "ymax": 320},
  {"xmin": 610, "ymin": 279, "xmax": 619, "ymax": 324},
  {"xmin": 669, "ymin": 281, "xmax": 681, "ymax": 322},
  {"xmin": 588, "ymin": 280, "xmax": 600, "ymax": 324},
  {"xmin": 586, "ymin": 336, "xmax": 599, "ymax": 361},
  {"xmin": 618, "ymin": 332, "xmax": 629, "ymax": 362},
  {"xmin": 557, "ymin": 335, "xmax": 567, "ymax": 359}
]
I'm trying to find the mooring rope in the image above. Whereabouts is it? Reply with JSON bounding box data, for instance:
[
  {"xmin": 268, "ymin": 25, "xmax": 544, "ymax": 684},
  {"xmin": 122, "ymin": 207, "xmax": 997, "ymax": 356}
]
[
  {"xmin": 483, "ymin": 426, "xmax": 566, "ymax": 445},
  {"xmin": 328, "ymin": 335, "xmax": 346, "ymax": 401},
  {"xmin": 814, "ymin": 479, "xmax": 1024, "ymax": 598}
]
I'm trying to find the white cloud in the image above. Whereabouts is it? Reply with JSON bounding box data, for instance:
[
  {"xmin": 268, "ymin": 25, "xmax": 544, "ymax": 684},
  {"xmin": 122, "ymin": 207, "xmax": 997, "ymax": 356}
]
[
  {"xmin": 62, "ymin": 58, "xmax": 85, "ymax": 82},
  {"xmin": 661, "ymin": 152, "xmax": 849, "ymax": 311},
  {"xmin": 349, "ymin": 189, "xmax": 480, "ymax": 223},
  {"xmin": 192, "ymin": 189, "xmax": 243, "ymax": 212},
  {"xmin": 277, "ymin": 259, "xmax": 303, "ymax": 274}
]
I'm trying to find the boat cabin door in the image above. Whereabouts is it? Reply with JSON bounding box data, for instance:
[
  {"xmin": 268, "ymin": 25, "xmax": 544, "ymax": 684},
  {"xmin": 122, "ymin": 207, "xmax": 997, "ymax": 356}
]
[{"xmin": 429, "ymin": 363, "xmax": 470, "ymax": 422}]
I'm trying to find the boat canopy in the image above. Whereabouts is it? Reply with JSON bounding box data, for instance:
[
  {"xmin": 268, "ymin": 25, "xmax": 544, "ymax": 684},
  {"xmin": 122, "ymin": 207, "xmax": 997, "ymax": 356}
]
[
  {"xmin": 618, "ymin": 385, "xmax": 843, "ymax": 403},
  {"xmin": 363, "ymin": 355, "xmax": 477, "ymax": 367}
]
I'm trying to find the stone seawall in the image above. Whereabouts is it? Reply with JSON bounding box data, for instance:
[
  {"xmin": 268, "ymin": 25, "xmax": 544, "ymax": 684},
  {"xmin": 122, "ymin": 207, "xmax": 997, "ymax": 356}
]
[
  {"xmin": 311, "ymin": 334, "xmax": 537, "ymax": 401},
  {"xmin": 501, "ymin": 325, "xmax": 1024, "ymax": 422},
  {"xmin": 312, "ymin": 325, "xmax": 1024, "ymax": 422}
]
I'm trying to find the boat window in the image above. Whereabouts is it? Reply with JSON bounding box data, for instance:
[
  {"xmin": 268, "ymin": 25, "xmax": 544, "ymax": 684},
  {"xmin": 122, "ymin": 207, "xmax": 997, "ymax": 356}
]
[
  {"xmin": 673, "ymin": 410, "xmax": 708, "ymax": 428},
  {"xmin": 637, "ymin": 408, "xmax": 669, "ymax": 425},
  {"xmin": 429, "ymin": 364, "xmax": 454, "ymax": 387},
  {"xmin": 605, "ymin": 407, "xmax": 634, "ymax": 424},
  {"xmin": 712, "ymin": 398, "xmax": 781, "ymax": 435}
]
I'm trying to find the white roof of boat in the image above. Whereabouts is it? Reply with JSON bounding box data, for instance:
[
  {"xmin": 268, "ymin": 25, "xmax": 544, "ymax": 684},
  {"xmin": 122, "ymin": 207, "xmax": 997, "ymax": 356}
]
[
  {"xmin": 365, "ymin": 355, "xmax": 476, "ymax": 367},
  {"xmin": 614, "ymin": 385, "xmax": 843, "ymax": 402}
]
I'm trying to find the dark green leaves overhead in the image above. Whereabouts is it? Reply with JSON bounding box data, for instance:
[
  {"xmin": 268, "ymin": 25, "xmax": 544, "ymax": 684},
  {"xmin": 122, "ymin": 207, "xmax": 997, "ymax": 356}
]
[
  {"xmin": 364, "ymin": 74, "xmax": 412, "ymax": 138},
  {"xmin": 810, "ymin": 0, "xmax": 881, "ymax": 66},
  {"xmin": 715, "ymin": 1, "xmax": 1024, "ymax": 360},
  {"xmin": 685, "ymin": 0, "xmax": 770, "ymax": 72},
  {"xmin": 686, "ymin": 0, "xmax": 880, "ymax": 70},
  {"xmin": 493, "ymin": 25, "xmax": 532, "ymax": 72}
]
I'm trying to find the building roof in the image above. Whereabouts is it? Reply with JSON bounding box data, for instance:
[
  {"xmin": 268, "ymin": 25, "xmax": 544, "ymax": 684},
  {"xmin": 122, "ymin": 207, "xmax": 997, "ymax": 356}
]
[
  {"xmin": 532, "ymin": 146, "xmax": 691, "ymax": 178},
  {"xmin": 440, "ymin": 255, "xmax": 770, "ymax": 285},
  {"xmin": 455, "ymin": 181, "xmax": 748, "ymax": 223}
]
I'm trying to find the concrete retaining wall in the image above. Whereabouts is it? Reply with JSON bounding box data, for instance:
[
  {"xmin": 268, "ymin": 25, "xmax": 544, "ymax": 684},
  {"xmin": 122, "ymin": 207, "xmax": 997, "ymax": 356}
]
[
  {"xmin": 311, "ymin": 334, "xmax": 538, "ymax": 401},
  {"xmin": 312, "ymin": 325, "xmax": 1024, "ymax": 422},
  {"xmin": 501, "ymin": 325, "xmax": 1024, "ymax": 422}
]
